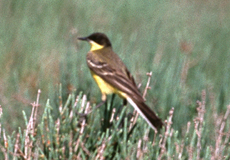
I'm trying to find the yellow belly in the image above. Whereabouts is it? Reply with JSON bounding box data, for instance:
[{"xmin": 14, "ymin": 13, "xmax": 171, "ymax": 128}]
[
  {"xmin": 92, "ymin": 73, "xmax": 115, "ymax": 94},
  {"xmin": 91, "ymin": 72, "xmax": 127, "ymax": 100}
]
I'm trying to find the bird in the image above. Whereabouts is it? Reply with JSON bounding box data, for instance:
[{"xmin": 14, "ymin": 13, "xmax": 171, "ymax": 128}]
[{"xmin": 77, "ymin": 32, "xmax": 163, "ymax": 130}]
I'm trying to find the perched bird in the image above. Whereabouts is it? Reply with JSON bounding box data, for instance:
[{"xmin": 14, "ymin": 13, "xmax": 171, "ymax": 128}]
[{"xmin": 78, "ymin": 32, "xmax": 163, "ymax": 130}]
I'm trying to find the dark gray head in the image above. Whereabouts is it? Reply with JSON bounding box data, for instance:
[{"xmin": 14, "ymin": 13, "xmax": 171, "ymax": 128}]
[{"xmin": 78, "ymin": 32, "xmax": 112, "ymax": 48}]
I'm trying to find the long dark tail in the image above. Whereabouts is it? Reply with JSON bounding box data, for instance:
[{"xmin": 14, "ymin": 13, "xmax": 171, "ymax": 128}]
[{"xmin": 127, "ymin": 97, "xmax": 164, "ymax": 130}]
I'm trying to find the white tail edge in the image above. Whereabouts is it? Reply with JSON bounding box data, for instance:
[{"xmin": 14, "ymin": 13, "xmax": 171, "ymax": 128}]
[{"xmin": 126, "ymin": 97, "xmax": 157, "ymax": 131}]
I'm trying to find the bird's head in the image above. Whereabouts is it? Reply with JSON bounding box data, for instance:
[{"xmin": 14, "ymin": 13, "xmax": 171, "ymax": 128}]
[{"xmin": 78, "ymin": 32, "xmax": 112, "ymax": 51}]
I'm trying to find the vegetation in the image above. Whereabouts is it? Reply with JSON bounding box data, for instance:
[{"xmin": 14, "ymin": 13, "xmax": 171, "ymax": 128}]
[{"xmin": 0, "ymin": 0, "xmax": 229, "ymax": 159}]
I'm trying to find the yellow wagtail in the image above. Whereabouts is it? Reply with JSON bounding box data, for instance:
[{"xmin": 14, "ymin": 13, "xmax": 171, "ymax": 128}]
[{"xmin": 78, "ymin": 32, "xmax": 163, "ymax": 130}]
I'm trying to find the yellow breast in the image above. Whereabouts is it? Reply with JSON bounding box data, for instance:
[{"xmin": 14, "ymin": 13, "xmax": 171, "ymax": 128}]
[
  {"xmin": 91, "ymin": 71, "xmax": 128, "ymax": 99},
  {"xmin": 92, "ymin": 72, "xmax": 116, "ymax": 94}
]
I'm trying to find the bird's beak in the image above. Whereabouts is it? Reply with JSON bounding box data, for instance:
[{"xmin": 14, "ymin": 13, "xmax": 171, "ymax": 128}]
[{"xmin": 77, "ymin": 37, "xmax": 88, "ymax": 41}]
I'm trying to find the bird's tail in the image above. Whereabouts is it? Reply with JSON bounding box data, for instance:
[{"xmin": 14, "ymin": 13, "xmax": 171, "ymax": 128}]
[{"xmin": 127, "ymin": 97, "xmax": 164, "ymax": 131}]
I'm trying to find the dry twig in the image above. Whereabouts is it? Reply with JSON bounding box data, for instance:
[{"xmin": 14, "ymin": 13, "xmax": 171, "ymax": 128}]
[
  {"xmin": 214, "ymin": 104, "xmax": 230, "ymax": 159},
  {"xmin": 158, "ymin": 107, "xmax": 174, "ymax": 160}
]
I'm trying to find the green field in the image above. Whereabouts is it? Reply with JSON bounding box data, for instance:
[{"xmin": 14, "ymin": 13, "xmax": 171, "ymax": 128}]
[{"xmin": 0, "ymin": 0, "xmax": 229, "ymax": 159}]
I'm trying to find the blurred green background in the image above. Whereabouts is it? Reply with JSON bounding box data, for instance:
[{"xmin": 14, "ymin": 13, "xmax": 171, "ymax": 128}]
[{"xmin": 0, "ymin": 0, "xmax": 230, "ymax": 132}]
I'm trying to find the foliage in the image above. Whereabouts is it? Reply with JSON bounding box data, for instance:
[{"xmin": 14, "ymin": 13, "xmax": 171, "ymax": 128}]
[{"xmin": 0, "ymin": 89, "xmax": 229, "ymax": 159}]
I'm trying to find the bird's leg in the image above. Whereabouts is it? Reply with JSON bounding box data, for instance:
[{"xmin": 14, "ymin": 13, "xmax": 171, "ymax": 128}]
[
  {"xmin": 110, "ymin": 93, "xmax": 116, "ymax": 107},
  {"xmin": 123, "ymin": 99, "xmax": 127, "ymax": 106}
]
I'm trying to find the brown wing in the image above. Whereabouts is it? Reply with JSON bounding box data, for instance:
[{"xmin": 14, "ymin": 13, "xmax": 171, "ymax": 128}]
[{"xmin": 86, "ymin": 56, "xmax": 143, "ymax": 101}]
